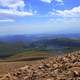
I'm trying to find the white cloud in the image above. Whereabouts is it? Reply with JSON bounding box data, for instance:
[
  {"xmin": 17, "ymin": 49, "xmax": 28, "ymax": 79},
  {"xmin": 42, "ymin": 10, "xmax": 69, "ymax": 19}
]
[
  {"xmin": 40, "ymin": 0, "xmax": 53, "ymax": 3},
  {"xmin": 0, "ymin": 9, "xmax": 33, "ymax": 16},
  {"xmin": 56, "ymin": 6, "xmax": 80, "ymax": 17},
  {"xmin": 40, "ymin": 0, "xmax": 64, "ymax": 4},
  {"xmin": 50, "ymin": 6, "xmax": 80, "ymax": 17},
  {"xmin": 0, "ymin": 0, "xmax": 33, "ymax": 17},
  {"xmin": 48, "ymin": 6, "xmax": 80, "ymax": 23},
  {"xmin": 55, "ymin": 0, "xmax": 63, "ymax": 3},
  {"xmin": 0, "ymin": 0, "xmax": 25, "ymax": 10},
  {"xmin": 0, "ymin": 19, "xmax": 14, "ymax": 22}
]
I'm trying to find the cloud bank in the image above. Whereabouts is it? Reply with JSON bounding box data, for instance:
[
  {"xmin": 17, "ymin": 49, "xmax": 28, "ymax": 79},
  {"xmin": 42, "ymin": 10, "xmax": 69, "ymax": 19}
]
[{"xmin": 50, "ymin": 6, "xmax": 80, "ymax": 17}]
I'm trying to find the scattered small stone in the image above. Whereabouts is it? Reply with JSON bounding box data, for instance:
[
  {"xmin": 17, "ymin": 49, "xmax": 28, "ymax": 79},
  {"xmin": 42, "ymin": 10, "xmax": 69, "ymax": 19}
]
[{"xmin": 0, "ymin": 51, "xmax": 80, "ymax": 80}]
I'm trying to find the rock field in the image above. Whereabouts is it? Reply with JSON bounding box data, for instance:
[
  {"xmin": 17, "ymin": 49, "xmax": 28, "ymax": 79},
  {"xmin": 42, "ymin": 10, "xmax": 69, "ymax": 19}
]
[{"xmin": 0, "ymin": 51, "xmax": 80, "ymax": 80}]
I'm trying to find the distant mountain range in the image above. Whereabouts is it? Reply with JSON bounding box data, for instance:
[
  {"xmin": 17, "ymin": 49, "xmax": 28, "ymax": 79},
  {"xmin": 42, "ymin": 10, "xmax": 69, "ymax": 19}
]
[
  {"xmin": 0, "ymin": 33, "xmax": 80, "ymax": 42},
  {"xmin": 0, "ymin": 33, "xmax": 80, "ymax": 58}
]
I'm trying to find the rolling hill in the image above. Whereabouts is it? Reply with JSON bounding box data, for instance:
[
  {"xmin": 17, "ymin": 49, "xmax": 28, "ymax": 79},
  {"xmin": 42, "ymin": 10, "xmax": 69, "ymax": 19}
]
[{"xmin": 0, "ymin": 34, "xmax": 80, "ymax": 58}]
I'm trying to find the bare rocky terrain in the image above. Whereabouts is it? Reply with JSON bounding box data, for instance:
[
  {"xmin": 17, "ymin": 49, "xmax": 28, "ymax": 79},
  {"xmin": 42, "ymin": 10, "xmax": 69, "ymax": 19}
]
[{"xmin": 0, "ymin": 51, "xmax": 80, "ymax": 80}]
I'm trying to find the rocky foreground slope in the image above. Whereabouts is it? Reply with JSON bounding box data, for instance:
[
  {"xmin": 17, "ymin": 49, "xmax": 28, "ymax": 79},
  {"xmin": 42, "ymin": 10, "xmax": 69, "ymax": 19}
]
[{"xmin": 0, "ymin": 51, "xmax": 80, "ymax": 80}]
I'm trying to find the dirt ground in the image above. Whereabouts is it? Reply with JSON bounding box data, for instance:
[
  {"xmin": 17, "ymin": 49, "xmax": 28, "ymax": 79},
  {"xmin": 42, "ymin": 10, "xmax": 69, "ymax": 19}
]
[
  {"xmin": 0, "ymin": 60, "xmax": 40, "ymax": 75},
  {"xmin": 0, "ymin": 51, "xmax": 80, "ymax": 80}
]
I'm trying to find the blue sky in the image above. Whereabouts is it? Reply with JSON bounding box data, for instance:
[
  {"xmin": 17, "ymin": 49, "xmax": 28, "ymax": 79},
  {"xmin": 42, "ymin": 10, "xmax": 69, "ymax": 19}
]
[{"xmin": 0, "ymin": 0, "xmax": 80, "ymax": 35}]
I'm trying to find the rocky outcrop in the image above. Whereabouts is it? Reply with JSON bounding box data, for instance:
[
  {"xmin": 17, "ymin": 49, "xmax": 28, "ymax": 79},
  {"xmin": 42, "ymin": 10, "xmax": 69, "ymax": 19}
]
[{"xmin": 0, "ymin": 51, "xmax": 80, "ymax": 80}]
